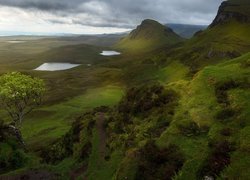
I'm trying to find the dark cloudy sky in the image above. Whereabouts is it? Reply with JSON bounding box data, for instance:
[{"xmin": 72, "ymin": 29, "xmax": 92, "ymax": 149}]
[{"xmin": 0, "ymin": 0, "xmax": 223, "ymax": 35}]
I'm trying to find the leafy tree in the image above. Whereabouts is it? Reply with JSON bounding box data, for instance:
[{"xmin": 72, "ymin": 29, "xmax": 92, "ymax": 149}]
[
  {"xmin": 0, "ymin": 72, "xmax": 45, "ymax": 126},
  {"xmin": 0, "ymin": 72, "xmax": 45, "ymax": 146}
]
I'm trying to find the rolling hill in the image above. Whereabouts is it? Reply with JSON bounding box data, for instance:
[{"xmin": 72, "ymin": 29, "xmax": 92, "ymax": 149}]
[
  {"xmin": 0, "ymin": 0, "xmax": 250, "ymax": 180},
  {"xmin": 116, "ymin": 19, "xmax": 183, "ymax": 53}
]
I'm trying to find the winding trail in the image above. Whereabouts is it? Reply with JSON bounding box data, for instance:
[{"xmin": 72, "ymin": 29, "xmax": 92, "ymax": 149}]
[
  {"xmin": 69, "ymin": 112, "xmax": 107, "ymax": 180},
  {"xmin": 96, "ymin": 112, "xmax": 107, "ymax": 159},
  {"xmin": 70, "ymin": 164, "xmax": 88, "ymax": 180}
]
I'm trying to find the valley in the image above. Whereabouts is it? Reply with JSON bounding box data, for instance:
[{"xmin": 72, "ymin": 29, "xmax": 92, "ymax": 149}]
[
  {"xmin": 0, "ymin": 0, "xmax": 250, "ymax": 179},
  {"xmin": 0, "ymin": 36, "xmax": 126, "ymax": 152}
]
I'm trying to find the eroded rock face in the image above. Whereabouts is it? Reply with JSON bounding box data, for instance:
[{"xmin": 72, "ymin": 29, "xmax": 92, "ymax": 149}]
[
  {"xmin": 206, "ymin": 49, "xmax": 241, "ymax": 59},
  {"xmin": 210, "ymin": 1, "xmax": 250, "ymax": 27}
]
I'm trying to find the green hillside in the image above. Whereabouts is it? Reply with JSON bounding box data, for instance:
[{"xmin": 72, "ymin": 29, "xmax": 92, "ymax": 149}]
[
  {"xmin": 0, "ymin": 0, "xmax": 250, "ymax": 180},
  {"xmin": 16, "ymin": 52, "xmax": 247, "ymax": 180},
  {"xmin": 167, "ymin": 0, "xmax": 250, "ymax": 68},
  {"xmin": 116, "ymin": 19, "xmax": 184, "ymax": 53},
  {"xmin": 175, "ymin": 21, "xmax": 250, "ymax": 67}
]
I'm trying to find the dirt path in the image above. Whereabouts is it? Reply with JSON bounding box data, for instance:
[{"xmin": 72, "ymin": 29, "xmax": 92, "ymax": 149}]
[
  {"xmin": 96, "ymin": 112, "xmax": 106, "ymax": 159},
  {"xmin": 69, "ymin": 112, "xmax": 106, "ymax": 180},
  {"xmin": 69, "ymin": 164, "xmax": 87, "ymax": 180}
]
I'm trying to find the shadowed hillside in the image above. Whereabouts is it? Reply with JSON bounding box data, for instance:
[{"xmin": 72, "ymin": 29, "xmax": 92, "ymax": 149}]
[
  {"xmin": 116, "ymin": 19, "xmax": 183, "ymax": 53},
  {"xmin": 169, "ymin": 0, "xmax": 250, "ymax": 68}
]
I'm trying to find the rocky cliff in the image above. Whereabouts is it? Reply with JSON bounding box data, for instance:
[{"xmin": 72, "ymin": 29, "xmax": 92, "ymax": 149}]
[{"xmin": 210, "ymin": 0, "xmax": 250, "ymax": 27}]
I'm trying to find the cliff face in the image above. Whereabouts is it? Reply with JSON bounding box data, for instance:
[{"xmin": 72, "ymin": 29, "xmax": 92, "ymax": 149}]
[{"xmin": 210, "ymin": 0, "xmax": 250, "ymax": 27}]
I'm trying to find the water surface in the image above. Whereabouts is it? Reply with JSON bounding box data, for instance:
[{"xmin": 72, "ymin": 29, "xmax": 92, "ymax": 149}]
[
  {"xmin": 7, "ymin": 41, "xmax": 26, "ymax": 43},
  {"xmin": 100, "ymin": 51, "xmax": 121, "ymax": 56},
  {"xmin": 35, "ymin": 63, "xmax": 81, "ymax": 71}
]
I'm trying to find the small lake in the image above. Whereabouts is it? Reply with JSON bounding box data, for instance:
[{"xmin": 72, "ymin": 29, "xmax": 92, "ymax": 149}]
[
  {"xmin": 7, "ymin": 41, "xmax": 26, "ymax": 43},
  {"xmin": 100, "ymin": 51, "xmax": 121, "ymax": 56},
  {"xmin": 34, "ymin": 63, "xmax": 81, "ymax": 71}
]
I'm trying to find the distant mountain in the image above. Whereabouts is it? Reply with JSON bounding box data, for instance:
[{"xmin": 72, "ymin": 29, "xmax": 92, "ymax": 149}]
[
  {"xmin": 116, "ymin": 19, "xmax": 183, "ymax": 53},
  {"xmin": 59, "ymin": 33, "xmax": 127, "ymax": 47},
  {"xmin": 166, "ymin": 24, "xmax": 207, "ymax": 38}
]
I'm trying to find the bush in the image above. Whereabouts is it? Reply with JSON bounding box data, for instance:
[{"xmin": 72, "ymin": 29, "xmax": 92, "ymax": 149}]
[
  {"xmin": 118, "ymin": 84, "xmax": 178, "ymax": 115},
  {"xmin": 215, "ymin": 80, "xmax": 239, "ymax": 105},
  {"xmin": 198, "ymin": 140, "xmax": 235, "ymax": 179},
  {"xmin": 41, "ymin": 114, "xmax": 95, "ymax": 164},
  {"xmin": 9, "ymin": 150, "xmax": 27, "ymax": 169},
  {"xmin": 148, "ymin": 115, "xmax": 171, "ymax": 138},
  {"xmin": 220, "ymin": 128, "xmax": 232, "ymax": 136},
  {"xmin": 0, "ymin": 119, "xmax": 6, "ymax": 142},
  {"xmin": 178, "ymin": 121, "xmax": 201, "ymax": 136},
  {"xmin": 216, "ymin": 108, "xmax": 235, "ymax": 120},
  {"xmin": 135, "ymin": 140, "xmax": 185, "ymax": 180},
  {"xmin": 0, "ymin": 143, "xmax": 27, "ymax": 173},
  {"xmin": 241, "ymin": 59, "xmax": 250, "ymax": 68}
]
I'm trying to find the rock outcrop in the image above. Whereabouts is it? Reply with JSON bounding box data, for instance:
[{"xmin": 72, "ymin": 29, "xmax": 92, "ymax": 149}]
[{"xmin": 210, "ymin": 0, "xmax": 250, "ymax": 27}]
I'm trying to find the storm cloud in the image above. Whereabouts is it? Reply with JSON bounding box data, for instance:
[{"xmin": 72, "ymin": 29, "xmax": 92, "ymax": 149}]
[{"xmin": 0, "ymin": 0, "xmax": 224, "ymax": 34}]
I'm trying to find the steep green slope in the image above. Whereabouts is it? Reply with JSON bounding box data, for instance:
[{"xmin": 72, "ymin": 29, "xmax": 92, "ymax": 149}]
[
  {"xmin": 170, "ymin": 0, "xmax": 250, "ymax": 68},
  {"xmin": 30, "ymin": 53, "xmax": 249, "ymax": 180},
  {"xmin": 1, "ymin": 1, "xmax": 250, "ymax": 179},
  {"xmin": 116, "ymin": 19, "xmax": 183, "ymax": 53},
  {"xmin": 158, "ymin": 53, "xmax": 250, "ymax": 179}
]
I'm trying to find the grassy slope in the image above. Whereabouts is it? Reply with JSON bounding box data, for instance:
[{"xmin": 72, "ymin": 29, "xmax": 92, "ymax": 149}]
[
  {"xmin": 78, "ymin": 53, "xmax": 249, "ymax": 180},
  {"xmin": 172, "ymin": 21, "xmax": 250, "ymax": 67},
  {"xmin": 157, "ymin": 61, "xmax": 190, "ymax": 83},
  {"xmin": 157, "ymin": 53, "xmax": 250, "ymax": 179},
  {"xmin": 116, "ymin": 19, "xmax": 183, "ymax": 53},
  {"xmin": 0, "ymin": 85, "xmax": 124, "ymax": 151}
]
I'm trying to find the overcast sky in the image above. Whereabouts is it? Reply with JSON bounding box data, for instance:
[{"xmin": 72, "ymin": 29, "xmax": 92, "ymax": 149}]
[{"xmin": 0, "ymin": 0, "xmax": 223, "ymax": 35}]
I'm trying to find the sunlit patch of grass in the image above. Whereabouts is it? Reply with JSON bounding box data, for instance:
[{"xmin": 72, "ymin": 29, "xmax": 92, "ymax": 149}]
[
  {"xmin": 157, "ymin": 61, "xmax": 189, "ymax": 83},
  {"xmin": 14, "ymin": 85, "xmax": 124, "ymax": 150}
]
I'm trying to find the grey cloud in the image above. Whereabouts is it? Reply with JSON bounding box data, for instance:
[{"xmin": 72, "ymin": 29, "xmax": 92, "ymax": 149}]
[
  {"xmin": 0, "ymin": 0, "xmax": 224, "ymax": 28},
  {"xmin": 0, "ymin": 0, "xmax": 87, "ymax": 10}
]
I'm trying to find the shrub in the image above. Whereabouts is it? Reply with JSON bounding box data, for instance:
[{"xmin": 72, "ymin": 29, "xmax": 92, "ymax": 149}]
[
  {"xmin": 148, "ymin": 115, "xmax": 171, "ymax": 138},
  {"xmin": 178, "ymin": 121, "xmax": 201, "ymax": 136},
  {"xmin": 40, "ymin": 114, "xmax": 95, "ymax": 164},
  {"xmin": 198, "ymin": 140, "xmax": 235, "ymax": 179},
  {"xmin": 241, "ymin": 59, "xmax": 250, "ymax": 68},
  {"xmin": 135, "ymin": 140, "xmax": 185, "ymax": 180},
  {"xmin": 220, "ymin": 128, "xmax": 232, "ymax": 136},
  {"xmin": 118, "ymin": 84, "xmax": 178, "ymax": 116},
  {"xmin": 0, "ymin": 119, "xmax": 6, "ymax": 142},
  {"xmin": 215, "ymin": 80, "xmax": 239, "ymax": 105},
  {"xmin": 216, "ymin": 108, "xmax": 235, "ymax": 120},
  {"xmin": 9, "ymin": 150, "xmax": 27, "ymax": 169},
  {"xmin": 0, "ymin": 143, "xmax": 27, "ymax": 173}
]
